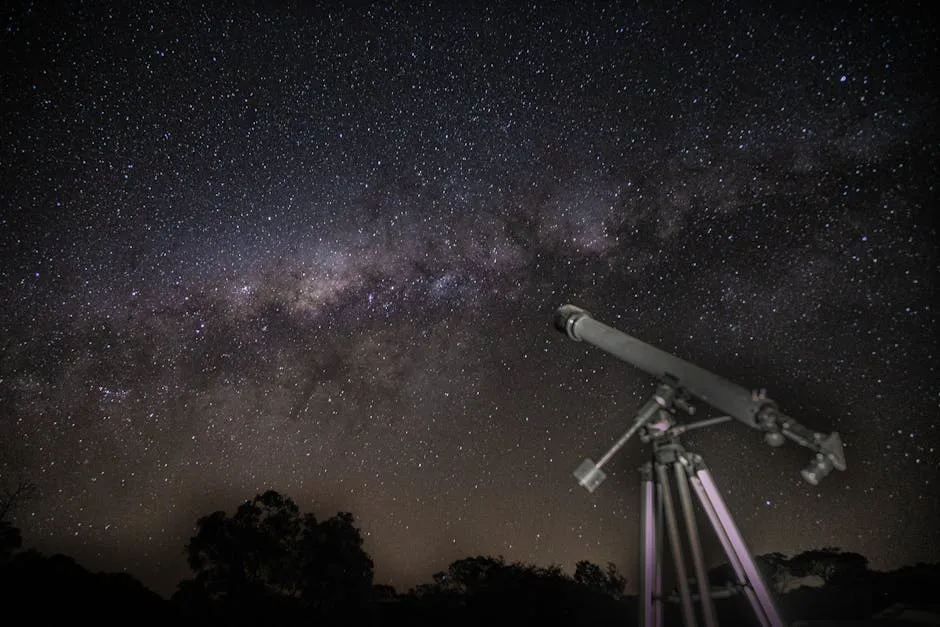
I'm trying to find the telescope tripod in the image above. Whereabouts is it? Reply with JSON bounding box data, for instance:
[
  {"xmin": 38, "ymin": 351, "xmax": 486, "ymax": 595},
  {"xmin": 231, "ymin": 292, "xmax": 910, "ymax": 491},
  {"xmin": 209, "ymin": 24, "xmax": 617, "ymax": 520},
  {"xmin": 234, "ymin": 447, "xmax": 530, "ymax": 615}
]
[{"xmin": 574, "ymin": 384, "xmax": 784, "ymax": 627}]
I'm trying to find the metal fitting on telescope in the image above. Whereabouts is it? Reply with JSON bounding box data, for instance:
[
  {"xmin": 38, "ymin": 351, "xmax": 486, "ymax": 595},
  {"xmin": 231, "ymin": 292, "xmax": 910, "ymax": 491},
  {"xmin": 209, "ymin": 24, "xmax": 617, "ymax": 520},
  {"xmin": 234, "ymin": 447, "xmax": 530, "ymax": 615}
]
[
  {"xmin": 801, "ymin": 453, "xmax": 836, "ymax": 485},
  {"xmin": 553, "ymin": 304, "xmax": 591, "ymax": 341}
]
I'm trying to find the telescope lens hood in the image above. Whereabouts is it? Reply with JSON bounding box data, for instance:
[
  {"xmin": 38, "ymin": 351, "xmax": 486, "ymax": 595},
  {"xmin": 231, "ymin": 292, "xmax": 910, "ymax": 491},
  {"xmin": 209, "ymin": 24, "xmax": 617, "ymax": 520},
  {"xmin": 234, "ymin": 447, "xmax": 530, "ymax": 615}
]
[{"xmin": 554, "ymin": 304, "xmax": 591, "ymax": 339}]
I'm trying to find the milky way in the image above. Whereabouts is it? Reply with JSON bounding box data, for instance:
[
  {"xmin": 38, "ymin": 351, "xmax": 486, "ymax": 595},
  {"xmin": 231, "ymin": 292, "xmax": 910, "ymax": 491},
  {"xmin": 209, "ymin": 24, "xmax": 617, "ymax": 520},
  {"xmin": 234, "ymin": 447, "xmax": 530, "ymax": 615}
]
[{"xmin": 1, "ymin": 3, "xmax": 937, "ymax": 596}]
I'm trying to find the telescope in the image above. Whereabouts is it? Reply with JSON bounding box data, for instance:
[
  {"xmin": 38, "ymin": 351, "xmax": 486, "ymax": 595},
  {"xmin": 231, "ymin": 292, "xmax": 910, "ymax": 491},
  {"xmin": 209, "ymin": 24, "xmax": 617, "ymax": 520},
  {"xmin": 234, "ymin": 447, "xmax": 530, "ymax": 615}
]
[
  {"xmin": 554, "ymin": 305, "xmax": 847, "ymax": 627},
  {"xmin": 553, "ymin": 304, "xmax": 845, "ymax": 485}
]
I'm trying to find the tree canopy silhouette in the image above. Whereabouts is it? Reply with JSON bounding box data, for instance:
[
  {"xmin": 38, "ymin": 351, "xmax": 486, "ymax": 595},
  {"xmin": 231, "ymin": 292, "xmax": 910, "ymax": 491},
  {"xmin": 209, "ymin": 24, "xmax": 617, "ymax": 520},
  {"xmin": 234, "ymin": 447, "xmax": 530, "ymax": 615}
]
[
  {"xmin": 0, "ymin": 479, "xmax": 38, "ymax": 522},
  {"xmin": 399, "ymin": 555, "xmax": 632, "ymax": 627},
  {"xmin": 177, "ymin": 490, "xmax": 374, "ymax": 622},
  {"xmin": 1, "ymin": 478, "xmax": 938, "ymax": 626},
  {"xmin": 0, "ymin": 478, "xmax": 35, "ymax": 565},
  {"xmin": 788, "ymin": 546, "xmax": 870, "ymax": 586},
  {"xmin": 573, "ymin": 560, "xmax": 627, "ymax": 598}
]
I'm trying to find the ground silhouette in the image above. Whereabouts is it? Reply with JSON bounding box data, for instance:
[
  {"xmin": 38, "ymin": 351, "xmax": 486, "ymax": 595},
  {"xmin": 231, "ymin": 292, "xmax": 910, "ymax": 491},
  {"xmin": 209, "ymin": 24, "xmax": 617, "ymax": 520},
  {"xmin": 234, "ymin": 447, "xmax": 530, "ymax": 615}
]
[{"xmin": 1, "ymin": 489, "xmax": 938, "ymax": 625}]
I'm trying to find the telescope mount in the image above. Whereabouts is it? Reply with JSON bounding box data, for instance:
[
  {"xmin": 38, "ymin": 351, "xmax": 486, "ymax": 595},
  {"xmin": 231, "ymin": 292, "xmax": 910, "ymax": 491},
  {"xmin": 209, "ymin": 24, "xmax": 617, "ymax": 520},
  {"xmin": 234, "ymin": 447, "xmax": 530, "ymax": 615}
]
[{"xmin": 575, "ymin": 382, "xmax": 784, "ymax": 627}]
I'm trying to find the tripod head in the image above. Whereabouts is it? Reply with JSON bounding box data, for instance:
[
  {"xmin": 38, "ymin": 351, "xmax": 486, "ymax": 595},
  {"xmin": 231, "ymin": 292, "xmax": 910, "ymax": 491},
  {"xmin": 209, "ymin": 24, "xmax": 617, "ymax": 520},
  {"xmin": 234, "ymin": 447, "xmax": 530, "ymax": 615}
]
[{"xmin": 554, "ymin": 304, "xmax": 846, "ymax": 485}]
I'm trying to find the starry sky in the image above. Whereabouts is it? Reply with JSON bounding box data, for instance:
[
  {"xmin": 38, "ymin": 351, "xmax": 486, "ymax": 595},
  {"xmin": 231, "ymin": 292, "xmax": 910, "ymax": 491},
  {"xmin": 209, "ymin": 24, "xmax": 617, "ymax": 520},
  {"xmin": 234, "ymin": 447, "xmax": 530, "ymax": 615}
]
[{"xmin": 1, "ymin": 1, "xmax": 937, "ymax": 598}]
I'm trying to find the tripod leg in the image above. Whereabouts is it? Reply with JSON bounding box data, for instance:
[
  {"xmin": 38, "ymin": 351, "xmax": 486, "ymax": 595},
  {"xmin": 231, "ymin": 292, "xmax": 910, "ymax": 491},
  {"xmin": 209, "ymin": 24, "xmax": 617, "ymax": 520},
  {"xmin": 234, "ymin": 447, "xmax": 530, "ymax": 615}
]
[
  {"xmin": 692, "ymin": 467, "xmax": 784, "ymax": 627},
  {"xmin": 674, "ymin": 462, "xmax": 719, "ymax": 627},
  {"xmin": 654, "ymin": 472, "xmax": 664, "ymax": 627},
  {"xmin": 655, "ymin": 462, "xmax": 698, "ymax": 627},
  {"xmin": 689, "ymin": 474, "xmax": 768, "ymax": 625},
  {"xmin": 640, "ymin": 464, "xmax": 658, "ymax": 627}
]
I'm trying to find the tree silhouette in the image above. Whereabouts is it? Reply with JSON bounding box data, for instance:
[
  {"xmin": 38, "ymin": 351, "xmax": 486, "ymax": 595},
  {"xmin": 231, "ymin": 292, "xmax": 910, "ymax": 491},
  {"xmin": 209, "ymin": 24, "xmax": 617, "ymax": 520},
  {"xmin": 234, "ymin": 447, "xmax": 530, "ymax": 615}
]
[
  {"xmin": 295, "ymin": 510, "xmax": 375, "ymax": 619},
  {"xmin": 401, "ymin": 556, "xmax": 633, "ymax": 626},
  {"xmin": 573, "ymin": 560, "xmax": 627, "ymax": 598},
  {"xmin": 0, "ymin": 521, "xmax": 21, "ymax": 564},
  {"xmin": 185, "ymin": 490, "xmax": 302, "ymax": 599},
  {"xmin": 0, "ymin": 479, "xmax": 37, "ymax": 522},
  {"xmin": 432, "ymin": 555, "xmax": 506, "ymax": 595},
  {"xmin": 755, "ymin": 552, "xmax": 792, "ymax": 592},
  {"xmin": 788, "ymin": 547, "xmax": 870, "ymax": 586},
  {"xmin": 0, "ymin": 478, "xmax": 35, "ymax": 565},
  {"xmin": 178, "ymin": 490, "xmax": 374, "ymax": 622}
]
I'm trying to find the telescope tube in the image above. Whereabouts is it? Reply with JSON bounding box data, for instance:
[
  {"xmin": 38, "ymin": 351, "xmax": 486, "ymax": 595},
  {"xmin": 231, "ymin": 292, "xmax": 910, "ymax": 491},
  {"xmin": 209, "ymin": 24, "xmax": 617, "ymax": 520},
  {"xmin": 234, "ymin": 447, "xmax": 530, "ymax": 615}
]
[
  {"xmin": 554, "ymin": 304, "xmax": 846, "ymax": 483},
  {"xmin": 554, "ymin": 305, "xmax": 767, "ymax": 429}
]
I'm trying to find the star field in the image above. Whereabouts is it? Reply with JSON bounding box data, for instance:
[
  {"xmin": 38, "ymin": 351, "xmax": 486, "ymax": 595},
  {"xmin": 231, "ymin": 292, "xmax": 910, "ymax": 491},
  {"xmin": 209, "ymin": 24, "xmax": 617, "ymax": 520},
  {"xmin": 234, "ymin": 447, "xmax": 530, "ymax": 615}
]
[{"xmin": 0, "ymin": 2, "xmax": 937, "ymax": 597}]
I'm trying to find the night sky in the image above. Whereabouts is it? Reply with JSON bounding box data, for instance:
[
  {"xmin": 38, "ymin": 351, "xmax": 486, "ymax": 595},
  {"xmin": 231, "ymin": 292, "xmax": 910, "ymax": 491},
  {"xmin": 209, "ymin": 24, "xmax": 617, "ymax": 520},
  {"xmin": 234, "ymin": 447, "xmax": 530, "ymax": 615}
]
[{"xmin": 1, "ymin": 2, "xmax": 937, "ymax": 598}]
